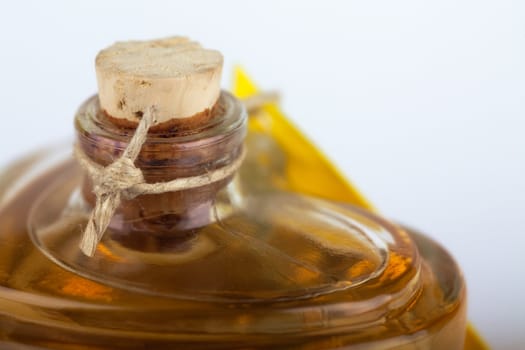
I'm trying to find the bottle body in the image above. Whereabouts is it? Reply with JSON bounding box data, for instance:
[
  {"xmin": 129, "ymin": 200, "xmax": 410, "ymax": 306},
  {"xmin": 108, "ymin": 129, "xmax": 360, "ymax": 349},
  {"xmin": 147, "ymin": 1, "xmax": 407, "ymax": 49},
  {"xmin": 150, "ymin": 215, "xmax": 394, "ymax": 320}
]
[{"xmin": 0, "ymin": 92, "xmax": 466, "ymax": 349}]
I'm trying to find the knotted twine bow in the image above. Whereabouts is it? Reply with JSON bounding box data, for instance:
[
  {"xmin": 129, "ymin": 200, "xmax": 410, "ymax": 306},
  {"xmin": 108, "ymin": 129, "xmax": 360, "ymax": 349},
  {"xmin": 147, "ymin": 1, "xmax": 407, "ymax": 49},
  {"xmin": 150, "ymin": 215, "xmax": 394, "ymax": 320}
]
[{"xmin": 74, "ymin": 106, "xmax": 245, "ymax": 257}]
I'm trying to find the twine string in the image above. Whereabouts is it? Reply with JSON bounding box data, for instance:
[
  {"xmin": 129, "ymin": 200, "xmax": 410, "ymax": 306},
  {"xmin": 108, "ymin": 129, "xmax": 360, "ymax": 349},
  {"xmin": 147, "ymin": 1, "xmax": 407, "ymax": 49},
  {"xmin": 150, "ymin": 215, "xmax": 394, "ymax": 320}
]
[
  {"xmin": 74, "ymin": 93, "xmax": 276, "ymax": 257},
  {"xmin": 74, "ymin": 106, "xmax": 245, "ymax": 257}
]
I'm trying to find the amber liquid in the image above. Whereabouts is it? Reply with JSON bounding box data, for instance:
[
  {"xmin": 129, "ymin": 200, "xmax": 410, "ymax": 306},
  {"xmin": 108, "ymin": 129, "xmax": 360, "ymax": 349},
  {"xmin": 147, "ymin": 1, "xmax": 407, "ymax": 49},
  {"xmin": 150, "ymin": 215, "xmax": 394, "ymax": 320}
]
[
  {"xmin": 0, "ymin": 87, "xmax": 467, "ymax": 349},
  {"xmin": 0, "ymin": 156, "xmax": 466, "ymax": 349}
]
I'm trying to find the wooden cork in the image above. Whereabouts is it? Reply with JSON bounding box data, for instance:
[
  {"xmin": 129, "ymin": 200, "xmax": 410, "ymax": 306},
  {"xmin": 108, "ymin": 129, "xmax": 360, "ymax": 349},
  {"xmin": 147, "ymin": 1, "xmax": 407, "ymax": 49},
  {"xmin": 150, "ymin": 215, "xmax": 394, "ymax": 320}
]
[{"xmin": 95, "ymin": 37, "xmax": 223, "ymax": 126}]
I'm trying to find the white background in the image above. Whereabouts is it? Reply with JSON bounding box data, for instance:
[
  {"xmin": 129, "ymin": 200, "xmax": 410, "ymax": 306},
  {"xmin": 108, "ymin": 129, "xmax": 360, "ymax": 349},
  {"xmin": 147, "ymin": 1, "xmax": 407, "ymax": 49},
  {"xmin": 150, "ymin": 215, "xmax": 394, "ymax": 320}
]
[{"xmin": 0, "ymin": 1, "xmax": 523, "ymax": 348}]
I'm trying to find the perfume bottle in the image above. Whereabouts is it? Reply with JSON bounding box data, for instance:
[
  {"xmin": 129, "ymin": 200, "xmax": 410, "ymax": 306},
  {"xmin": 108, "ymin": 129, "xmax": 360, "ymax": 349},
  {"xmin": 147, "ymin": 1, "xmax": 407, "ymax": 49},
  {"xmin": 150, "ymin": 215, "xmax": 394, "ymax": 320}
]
[{"xmin": 0, "ymin": 37, "xmax": 468, "ymax": 349}]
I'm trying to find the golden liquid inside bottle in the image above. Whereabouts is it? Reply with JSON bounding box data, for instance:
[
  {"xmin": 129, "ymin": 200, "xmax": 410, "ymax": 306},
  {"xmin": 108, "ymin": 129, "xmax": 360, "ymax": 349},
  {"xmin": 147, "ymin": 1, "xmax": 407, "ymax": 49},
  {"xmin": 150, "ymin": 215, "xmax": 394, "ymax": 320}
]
[{"xmin": 0, "ymin": 87, "xmax": 467, "ymax": 349}]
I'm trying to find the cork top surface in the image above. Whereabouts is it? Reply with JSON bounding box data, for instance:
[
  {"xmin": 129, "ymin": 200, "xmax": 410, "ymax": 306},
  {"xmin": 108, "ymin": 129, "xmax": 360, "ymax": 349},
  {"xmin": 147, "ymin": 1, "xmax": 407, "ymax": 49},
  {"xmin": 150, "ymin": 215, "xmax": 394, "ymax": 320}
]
[{"xmin": 96, "ymin": 37, "xmax": 222, "ymax": 78}]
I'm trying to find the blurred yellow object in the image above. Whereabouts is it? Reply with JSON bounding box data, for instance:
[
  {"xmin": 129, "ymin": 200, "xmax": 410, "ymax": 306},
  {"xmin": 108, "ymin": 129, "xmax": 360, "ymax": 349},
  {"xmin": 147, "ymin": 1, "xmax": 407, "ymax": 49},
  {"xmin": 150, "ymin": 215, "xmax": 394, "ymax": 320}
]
[{"xmin": 232, "ymin": 66, "xmax": 489, "ymax": 350}]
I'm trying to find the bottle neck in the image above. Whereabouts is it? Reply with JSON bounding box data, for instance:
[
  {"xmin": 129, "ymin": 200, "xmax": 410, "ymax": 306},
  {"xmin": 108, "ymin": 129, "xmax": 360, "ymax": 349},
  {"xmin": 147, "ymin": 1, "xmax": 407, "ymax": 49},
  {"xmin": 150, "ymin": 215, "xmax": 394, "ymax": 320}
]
[{"xmin": 75, "ymin": 91, "xmax": 246, "ymax": 239}]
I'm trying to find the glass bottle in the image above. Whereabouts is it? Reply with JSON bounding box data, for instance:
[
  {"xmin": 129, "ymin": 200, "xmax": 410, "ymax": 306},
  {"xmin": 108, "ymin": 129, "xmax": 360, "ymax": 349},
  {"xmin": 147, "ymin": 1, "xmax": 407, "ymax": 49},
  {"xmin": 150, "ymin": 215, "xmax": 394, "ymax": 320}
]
[{"xmin": 0, "ymin": 44, "xmax": 468, "ymax": 350}]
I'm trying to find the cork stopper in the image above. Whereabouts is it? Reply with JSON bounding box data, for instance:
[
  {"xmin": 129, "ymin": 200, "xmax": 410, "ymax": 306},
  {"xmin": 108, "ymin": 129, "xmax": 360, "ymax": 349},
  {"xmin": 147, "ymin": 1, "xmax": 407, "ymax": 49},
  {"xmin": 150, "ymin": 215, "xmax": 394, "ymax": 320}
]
[{"xmin": 95, "ymin": 37, "xmax": 223, "ymax": 125}]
